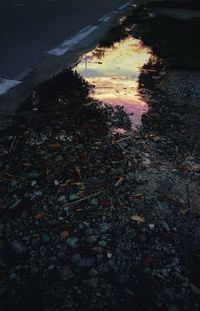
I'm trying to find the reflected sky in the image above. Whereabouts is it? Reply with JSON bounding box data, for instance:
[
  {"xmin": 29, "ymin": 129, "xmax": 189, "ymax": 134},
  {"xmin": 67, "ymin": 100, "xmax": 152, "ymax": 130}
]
[{"xmin": 75, "ymin": 37, "xmax": 150, "ymax": 128}]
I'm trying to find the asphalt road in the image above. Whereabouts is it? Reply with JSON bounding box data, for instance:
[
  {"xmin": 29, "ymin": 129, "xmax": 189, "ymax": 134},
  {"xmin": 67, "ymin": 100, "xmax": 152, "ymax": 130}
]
[{"xmin": 0, "ymin": 0, "xmax": 129, "ymax": 80}]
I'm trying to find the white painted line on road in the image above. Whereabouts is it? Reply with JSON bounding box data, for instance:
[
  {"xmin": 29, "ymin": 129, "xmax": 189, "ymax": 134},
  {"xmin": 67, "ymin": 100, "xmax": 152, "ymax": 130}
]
[
  {"xmin": 12, "ymin": 3, "xmax": 28, "ymax": 7},
  {"xmin": 99, "ymin": 15, "xmax": 111, "ymax": 22},
  {"xmin": 47, "ymin": 25, "xmax": 98, "ymax": 56},
  {"xmin": 118, "ymin": 2, "xmax": 132, "ymax": 10},
  {"xmin": 0, "ymin": 78, "xmax": 21, "ymax": 96}
]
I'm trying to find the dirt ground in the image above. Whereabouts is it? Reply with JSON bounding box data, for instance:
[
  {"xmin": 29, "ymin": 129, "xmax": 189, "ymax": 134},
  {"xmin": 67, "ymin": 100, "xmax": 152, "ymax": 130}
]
[{"xmin": 0, "ymin": 2, "xmax": 200, "ymax": 311}]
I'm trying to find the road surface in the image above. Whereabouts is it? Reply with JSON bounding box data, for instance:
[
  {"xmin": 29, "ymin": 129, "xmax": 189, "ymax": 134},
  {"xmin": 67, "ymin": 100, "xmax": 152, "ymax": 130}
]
[{"xmin": 0, "ymin": 0, "xmax": 131, "ymax": 81}]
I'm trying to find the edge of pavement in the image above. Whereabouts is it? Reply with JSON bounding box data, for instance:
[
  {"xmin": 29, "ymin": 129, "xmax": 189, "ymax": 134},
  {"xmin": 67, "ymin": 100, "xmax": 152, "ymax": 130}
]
[{"xmin": 0, "ymin": 2, "xmax": 134, "ymax": 127}]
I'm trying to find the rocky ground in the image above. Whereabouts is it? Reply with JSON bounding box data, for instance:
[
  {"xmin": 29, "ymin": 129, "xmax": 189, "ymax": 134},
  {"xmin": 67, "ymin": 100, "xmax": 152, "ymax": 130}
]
[{"xmin": 0, "ymin": 2, "xmax": 200, "ymax": 311}]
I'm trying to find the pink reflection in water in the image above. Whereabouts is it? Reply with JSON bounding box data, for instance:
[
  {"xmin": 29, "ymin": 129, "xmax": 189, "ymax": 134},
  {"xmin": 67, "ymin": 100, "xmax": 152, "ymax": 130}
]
[{"xmin": 75, "ymin": 37, "xmax": 150, "ymax": 129}]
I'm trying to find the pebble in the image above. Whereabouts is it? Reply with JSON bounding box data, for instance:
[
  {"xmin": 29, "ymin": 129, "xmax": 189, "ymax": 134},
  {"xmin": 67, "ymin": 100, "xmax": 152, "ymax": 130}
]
[
  {"xmin": 67, "ymin": 237, "xmax": 79, "ymax": 248},
  {"xmin": 98, "ymin": 240, "xmax": 107, "ymax": 247},
  {"xmin": 54, "ymin": 180, "xmax": 59, "ymax": 186},
  {"xmin": 28, "ymin": 171, "xmax": 41, "ymax": 179},
  {"xmin": 99, "ymin": 223, "xmax": 110, "ymax": 233},
  {"xmin": 31, "ymin": 180, "xmax": 37, "ymax": 187},
  {"xmin": 87, "ymin": 277, "xmax": 99, "ymax": 288},
  {"xmin": 88, "ymin": 268, "xmax": 98, "ymax": 277},
  {"xmin": 58, "ymin": 195, "xmax": 67, "ymax": 203},
  {"xmin": 11, "ymin": 240, "xmax": 27, "ymax": 256},
  {"xmin": 72, "ymin": 255, "xmax": 95, "ymax": 268},
  {"xmin": 87, "ymin": 235, "xmax": 98, "ymax": 244}
]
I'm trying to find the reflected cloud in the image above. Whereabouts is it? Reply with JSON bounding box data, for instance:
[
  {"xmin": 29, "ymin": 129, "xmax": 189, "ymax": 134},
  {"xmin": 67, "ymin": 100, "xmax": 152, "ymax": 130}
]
[{"xmin": 75, "ymin": 37, "xmax": 150, "ymax": 128}]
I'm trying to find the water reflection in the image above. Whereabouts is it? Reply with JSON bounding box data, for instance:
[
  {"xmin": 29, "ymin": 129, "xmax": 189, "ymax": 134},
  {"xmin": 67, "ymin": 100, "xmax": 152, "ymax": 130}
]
[{"xmin": 75, "ymin": 37, "xmax": 150, "ymax": 128}]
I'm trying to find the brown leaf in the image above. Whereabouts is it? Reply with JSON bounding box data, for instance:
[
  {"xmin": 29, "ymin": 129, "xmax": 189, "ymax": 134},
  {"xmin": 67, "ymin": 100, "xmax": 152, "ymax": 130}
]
[
  {"xmin": 34, "ymin": 212, "xmax": 45, "ymax": 220},
  {"xmin": 115, "ymin": 177, "xmax": 125, "ymax": 187},
  {"xmin": 178, "ymin": 167, "xmax": 190, "ymax": 175},
  {"xmin": 129, "ymin": 215, "xmax": 145, "ymax": 223},
  {"xmin": 48, "ymin": 143, "xmax": 61, "ymax": 150},
  {"xmin": 130, "ymin": 193, "xmax": 144, "ymax": 200},
  {"xmin": 143, "ymin": 255, "xmax": 153, "ymax": 267},
  {"xmin": 75, "ymin": 209, "xmax": 83, "ymax": 213},
  {"xmin": 60, "ymin": 231, "xmax": 70, "ymax": 240},
  {"xmin": 180, "ymin": 208, "xmax": 189, "ymax": 215}
]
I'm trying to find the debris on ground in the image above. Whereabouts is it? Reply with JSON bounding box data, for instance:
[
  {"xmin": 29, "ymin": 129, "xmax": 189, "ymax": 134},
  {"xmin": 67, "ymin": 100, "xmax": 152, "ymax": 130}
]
[{"xmin": 0, "ymin": 2, "xmax": 200, "ymax": 310}]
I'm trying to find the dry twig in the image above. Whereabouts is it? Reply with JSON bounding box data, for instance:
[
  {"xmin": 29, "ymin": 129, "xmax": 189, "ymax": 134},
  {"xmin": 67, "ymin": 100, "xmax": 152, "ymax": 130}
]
[
  {"xmin": 68, "ymin": 188, "xmax": 110, "ymax": 206},
  {"xmin": 9, "ymin": 135, "xmax": 17, "ymax": 152}
]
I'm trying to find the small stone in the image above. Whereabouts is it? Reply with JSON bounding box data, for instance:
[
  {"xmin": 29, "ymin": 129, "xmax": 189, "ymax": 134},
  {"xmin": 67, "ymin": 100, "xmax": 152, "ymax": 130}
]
[
  {"xmin": 54, "ymin": 180, "xmax": 59, "ymax": 186},
  {"xmin": 91, "ymin": 198, "xmax": 98, "ymax": 205},
  {"xmin": 149, "ymin": 224, "xmax": 155, "ymax": 229},
  {"xmin": 99, "ymin": 223, "xmax": 109, "ymax": 233},
  {"xmin": 88, "ymin": 268, "xmax": 98, "ymax": 277},
  {"xmin": 87, "ymin": 277, "xmax": 98, "ymax": 288},
  {"xmin": 107, "ymin": 252, "xmax": 112, "ymax": 259},
  {"xmin": 98, "ymin": 240, "xmax": 107, "ymax": 247},
  {"xmin": 58, "ymin": 195, "xmax": 67, "ymax": 203},
  {"xmin": 72, "ymin": 255, "xmax": 95, "ymax": 267},
  {"xmin": 69, "ymin": 194, "xmax": 79, "ymax": 201},
  {"xmin": 67, "ymin": 236, "xmax": 79, "ymax": 248},
  {"xmin": 62, "ymin": 266, "xmax": 74, "ymax": 280},
  {"xmin": 11, "ymin": 240, "xmax": 27, "ymax": 256},
  {"xmin": 31, "ymin": 180, "xmax": 37, "ymax": 187},
  {"xmin": 42, "ymin": 233, "xmax": 50, "ymax": 243},
  {"xmin": 87, "ymin": 235, "xmax": 98, "ymax": 244},
  {"xmin": 98, "ymin": 263, "xmax": 108, "ymax": 273},
  {"xmin": 9, "ymin": 273, "xmax": 17, "ymax": 280},
  {"xmin": 56, "ymin": 155, "xmax": 64, "ymax": 162},
  {"xmin": 28, "ymin": 171, "xmax": 41, "ymax": 179}
]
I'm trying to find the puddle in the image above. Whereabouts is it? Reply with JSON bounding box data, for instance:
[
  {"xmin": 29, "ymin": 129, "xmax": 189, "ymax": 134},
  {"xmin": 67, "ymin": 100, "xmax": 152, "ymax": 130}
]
[{"xmin": 75, "ymin": 37, "xmax": 150, "ymax": 129}]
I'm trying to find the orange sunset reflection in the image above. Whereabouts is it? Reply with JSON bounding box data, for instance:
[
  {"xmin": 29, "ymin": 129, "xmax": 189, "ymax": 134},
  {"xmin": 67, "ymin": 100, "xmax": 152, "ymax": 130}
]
[{"xmin": 76, "ymin": 37, "xmax": 150, "ymax": 128}]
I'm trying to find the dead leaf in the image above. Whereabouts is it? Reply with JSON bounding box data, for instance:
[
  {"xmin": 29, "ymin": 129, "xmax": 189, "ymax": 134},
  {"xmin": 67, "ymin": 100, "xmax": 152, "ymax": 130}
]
[
  {"xmin": 23, "ymin": 162, "xmax": 32, "ymax": 168},
  {"xmin": 115, "ymin": 177, "xmax": 124, "ymax": 187},
  {"xmin": 34, "ymin": 212, "xmax": 45, "ymax": 220},
  {"xmin": 60, "ymin": 231, "xmax": 70, "ymax": 240},
  {"xmin": 143, "ymin": 255, "xmax": 153, "ymax": 266},
  {"xmin": 180, "ymin": 208, "xmax": 189, "ymax": 215},
  {"xmin": 73, "ymin": 182, "xmax": 85, "ymax": 187},
  {"xmin": 178, "ymin": 167, "xmax": 190, "ymax": 175},
  {"xmin": 48, "ymin": 143, "xmax": 61, "ymax": 150},
  {"xmin": 75, "ymin": 209, "xmax": 83, "ymax": 213},
  {"xmin": 130, "ymin": 193, "xmax": 144, "ymax": 200},
  {"xmin": 192, "ymin": 164, "xmax": 200, "ymax": 170},
  {"xmin": 152, "ymin": 136, "xmax": 160, "ymax": 142},
  {"xmin": 129, "ymin": 215, "xmax": 145, "ymax": 223}
]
